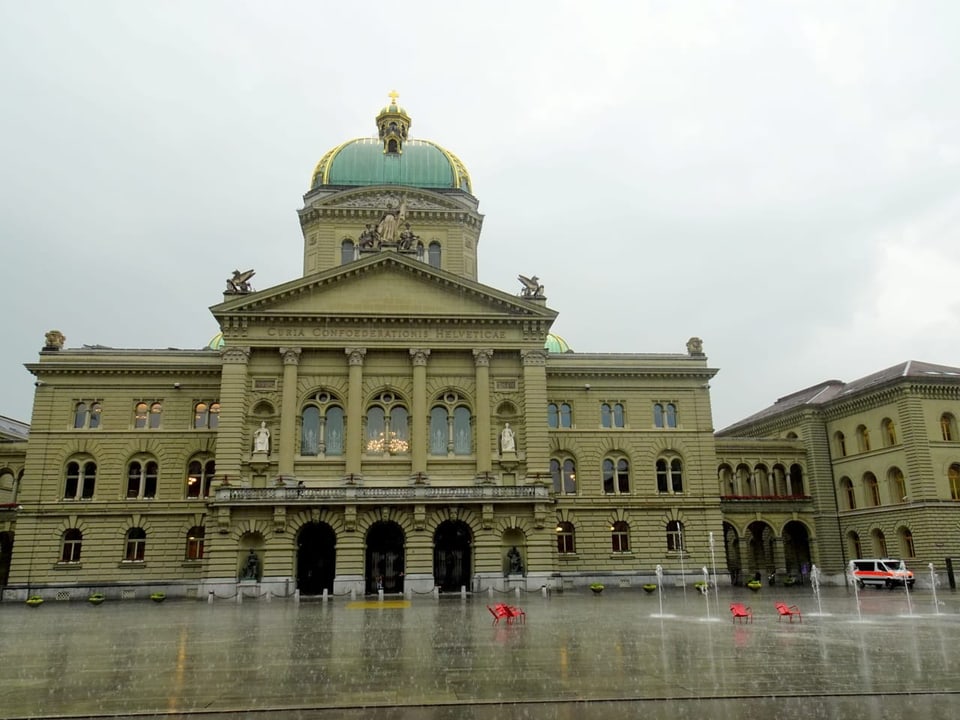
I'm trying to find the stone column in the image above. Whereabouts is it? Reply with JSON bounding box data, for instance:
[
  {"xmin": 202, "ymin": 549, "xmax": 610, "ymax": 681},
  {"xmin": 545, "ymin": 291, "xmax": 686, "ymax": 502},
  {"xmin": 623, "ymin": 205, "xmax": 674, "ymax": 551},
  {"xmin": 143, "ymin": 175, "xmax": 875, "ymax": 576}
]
[
  {"xmin": 473, "ymin": 349, "xmax": 494, "ymax": 474},
  {"xmin": 278, "ymin": 347, "xmax": 301, "ymax": 477},
  {"xmin": 345, "ymin": 348, "xmax": 366, "ymax": 479},
  {"xmin": 521, "ymin": 349, "xmax": 550, "ymax": 482},
  {"xmin": 216, "ymin": 346, "xmax": 250, "ymax": 484},
  {"xmin": 409, "ymin": 349, "xmax": 430, "ymax": 477}
]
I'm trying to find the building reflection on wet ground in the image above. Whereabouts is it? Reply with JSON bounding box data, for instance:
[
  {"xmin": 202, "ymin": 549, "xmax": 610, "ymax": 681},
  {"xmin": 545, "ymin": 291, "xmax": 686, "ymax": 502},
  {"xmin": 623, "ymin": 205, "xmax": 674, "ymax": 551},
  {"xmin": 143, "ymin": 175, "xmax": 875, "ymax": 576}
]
[{"xmin": 2, "ymin": 585, "xmax": 960, "ymax": 720}]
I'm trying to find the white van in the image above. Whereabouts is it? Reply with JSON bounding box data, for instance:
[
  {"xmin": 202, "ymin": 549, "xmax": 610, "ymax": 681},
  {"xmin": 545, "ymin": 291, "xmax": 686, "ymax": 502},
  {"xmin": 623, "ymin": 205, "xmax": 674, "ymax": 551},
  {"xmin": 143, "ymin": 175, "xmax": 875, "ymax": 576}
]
[{"xmin": 850, "ymin": 559, "xmax": 915, "ymax": 589}]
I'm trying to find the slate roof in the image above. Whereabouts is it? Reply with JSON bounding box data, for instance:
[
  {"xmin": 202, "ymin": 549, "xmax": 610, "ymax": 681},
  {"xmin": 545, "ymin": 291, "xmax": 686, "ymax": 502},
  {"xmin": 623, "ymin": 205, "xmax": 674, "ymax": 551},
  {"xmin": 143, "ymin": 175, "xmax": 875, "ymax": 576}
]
[
  {"xmin": 0, "ymin": 415, "xmax": 29, "ymax": 442},
  {"xmin": 718, "ymin": 360, "xmax": 960, "ymax": 435}
]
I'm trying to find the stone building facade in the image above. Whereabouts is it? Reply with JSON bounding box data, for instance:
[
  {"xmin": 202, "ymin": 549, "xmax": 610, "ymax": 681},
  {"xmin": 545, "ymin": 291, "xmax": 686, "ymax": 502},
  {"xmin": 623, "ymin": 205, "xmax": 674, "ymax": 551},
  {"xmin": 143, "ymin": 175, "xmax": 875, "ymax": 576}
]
[{"xmin": 1, "ymin": 97, "xmax": 959, "ymax": 599}]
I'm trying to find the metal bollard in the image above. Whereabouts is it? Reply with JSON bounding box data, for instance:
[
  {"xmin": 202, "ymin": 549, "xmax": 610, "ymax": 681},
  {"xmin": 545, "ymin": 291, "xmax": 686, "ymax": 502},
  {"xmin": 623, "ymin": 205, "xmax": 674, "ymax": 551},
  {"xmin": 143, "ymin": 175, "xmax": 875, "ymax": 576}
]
[{"xmin": 208, "ymin": 590, "xmax": 214, "ymax": 604}]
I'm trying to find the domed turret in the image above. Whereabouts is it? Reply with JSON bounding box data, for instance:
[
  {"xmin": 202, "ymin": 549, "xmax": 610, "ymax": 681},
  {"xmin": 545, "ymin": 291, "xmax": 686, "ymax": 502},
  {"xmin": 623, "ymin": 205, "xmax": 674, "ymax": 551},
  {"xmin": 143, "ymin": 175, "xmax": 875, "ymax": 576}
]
[{"xmin": 310, "ymin": 93, "xmax": 472, "ymax": 194}]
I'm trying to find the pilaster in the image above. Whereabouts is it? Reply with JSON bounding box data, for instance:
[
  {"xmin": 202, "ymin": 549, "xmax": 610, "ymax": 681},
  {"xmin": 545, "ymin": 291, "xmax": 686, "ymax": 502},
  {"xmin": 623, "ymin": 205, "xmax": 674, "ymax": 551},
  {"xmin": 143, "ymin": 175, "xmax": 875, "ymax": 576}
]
[
  {"xmin": 345, "ymin": 348, "xmax": 367, "ymax": 478},
  {"xmin": 521, "ymin": 349, "xmax": 550, "ymax": 481},
  {"xmin": 216, "ymin": 347, "xmax": 250, "ymax": 483},
  {"xmin": 473, "ymin": 349, "xmax": 493, "ymax": 474},
  {"xmin": 410, "ymin": 349, "xmax": 430, "ymax": 476},
  {"xmin": 278, "ymin": 347, "xmax": 302, "ymax": 476}
]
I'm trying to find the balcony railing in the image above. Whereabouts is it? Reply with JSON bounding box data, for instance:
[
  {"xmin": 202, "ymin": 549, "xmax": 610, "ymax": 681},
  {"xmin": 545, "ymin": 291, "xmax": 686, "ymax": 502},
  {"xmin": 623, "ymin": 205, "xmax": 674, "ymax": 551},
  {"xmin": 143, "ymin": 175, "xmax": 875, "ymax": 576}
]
[{"xmin": 213, "ymin": 484, "xmax": 550, "ymax": 503}]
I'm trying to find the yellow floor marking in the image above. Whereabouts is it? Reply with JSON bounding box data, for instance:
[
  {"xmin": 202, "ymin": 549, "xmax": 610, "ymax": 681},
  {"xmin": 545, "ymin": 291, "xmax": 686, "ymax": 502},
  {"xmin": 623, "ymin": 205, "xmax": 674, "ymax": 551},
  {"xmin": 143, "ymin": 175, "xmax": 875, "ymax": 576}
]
[{"xmin": 345, "ymin": 600, "xmax": 411, "ymax": 609}]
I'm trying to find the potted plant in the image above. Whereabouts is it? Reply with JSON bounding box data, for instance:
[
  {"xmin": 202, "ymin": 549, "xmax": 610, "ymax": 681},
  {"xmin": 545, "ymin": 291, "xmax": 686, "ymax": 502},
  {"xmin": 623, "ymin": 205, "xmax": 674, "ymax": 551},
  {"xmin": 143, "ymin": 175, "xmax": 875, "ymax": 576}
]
[
  {"xmin": 746, "ymin": 579, "xmax": 762, "ymax": 591},
  {"xmin": 88, "ymin": 592, "xmax": 106, "ymax": 605},
  {"xmin": 25, "ymin": 595, "xmax": 44, "ymax": 608},
  {"xmin": 642, "ymin": 583, "xmax": 657, "ymax": 594},
  {"xmin": 150, "ymin": 592, "xmax": 166, "ymax": 603},
  {"xmin": 589, "ymin": 583, "xmax": 604, "ymax": 594},
  {"xmin": 783, "ymin": 575, "xmax": 797, "ymax": 587},
  {"xmin": 694, "ymin": 581, "xmax": 709, "ymax": 595}
]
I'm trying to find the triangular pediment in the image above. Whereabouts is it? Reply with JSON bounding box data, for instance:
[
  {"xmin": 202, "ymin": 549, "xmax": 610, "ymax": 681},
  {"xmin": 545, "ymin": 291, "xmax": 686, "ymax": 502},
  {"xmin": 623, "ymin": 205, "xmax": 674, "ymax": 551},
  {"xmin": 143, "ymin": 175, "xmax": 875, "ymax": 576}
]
[{"xmin": 211, "ymin": 253, "xmax": 556, "ymax": 324}]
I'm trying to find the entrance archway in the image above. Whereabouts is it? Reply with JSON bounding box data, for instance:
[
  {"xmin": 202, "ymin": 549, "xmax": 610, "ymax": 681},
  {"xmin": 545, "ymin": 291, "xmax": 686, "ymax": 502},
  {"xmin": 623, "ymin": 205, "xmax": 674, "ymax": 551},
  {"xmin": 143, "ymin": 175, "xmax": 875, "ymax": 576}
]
[
  {"xmin": 722, "ymin": 522, "xmax": 742, "ymax": 585},
  {"xmin": 782, "ymin": 520, "xmax": 812, "ymax": 578},
  {"xmin": 0, "ymin": 531, "xmax": 13, "ymax": 587},
  {"xmin": 745, "ymin": 521, "xmax": 775, "ymax": 578},
  {"xmin": 297, "ymin": 522, "xmax": 336, "ymax": 595},
  {"xmin": 433, "ymin": 520, "xmax": 472, "ymax": 591},
  {"xmin": 366, "ymin": 521, "xmax": 405, "ymax": 594}
]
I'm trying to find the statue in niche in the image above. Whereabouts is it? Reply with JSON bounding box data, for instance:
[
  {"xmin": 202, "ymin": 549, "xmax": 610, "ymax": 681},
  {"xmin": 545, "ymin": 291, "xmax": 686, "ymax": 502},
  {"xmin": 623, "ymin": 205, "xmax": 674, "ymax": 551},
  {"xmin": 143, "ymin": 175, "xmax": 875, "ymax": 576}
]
[
  {"xmin": 507, "ymin": 546, "xmax": 524, "ymax": 575},
  {"xmin": 501, "ymin": 423, "xmax": 516, "ymax": 453},
  {"xmin": 241, "ymin": 550, "xmax": 260, "ymax": 580},
  {"xmin": 253, "ymin": 421, "xmax": 271, "ymax": 453}
]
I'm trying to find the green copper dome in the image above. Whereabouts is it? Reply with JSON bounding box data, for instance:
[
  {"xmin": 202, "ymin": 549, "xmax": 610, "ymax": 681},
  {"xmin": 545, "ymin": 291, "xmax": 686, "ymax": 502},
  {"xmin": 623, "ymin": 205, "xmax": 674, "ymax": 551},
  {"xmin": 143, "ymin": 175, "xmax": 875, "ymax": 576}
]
[
  {"xmin": 310, "ymin": 94, "xmax": 472, "ymax": 194},
  {"xmin": 544, "ymin": 333, "xmax": 573, "ymax": 353}
]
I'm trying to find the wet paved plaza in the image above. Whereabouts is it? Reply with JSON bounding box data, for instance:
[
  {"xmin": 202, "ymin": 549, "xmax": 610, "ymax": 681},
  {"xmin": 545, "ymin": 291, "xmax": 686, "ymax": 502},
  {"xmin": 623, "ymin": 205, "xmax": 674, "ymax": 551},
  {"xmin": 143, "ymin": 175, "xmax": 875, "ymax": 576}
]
[{"xmin": 3, "ymin": 584, "xmax": 960, "ymax": 720}]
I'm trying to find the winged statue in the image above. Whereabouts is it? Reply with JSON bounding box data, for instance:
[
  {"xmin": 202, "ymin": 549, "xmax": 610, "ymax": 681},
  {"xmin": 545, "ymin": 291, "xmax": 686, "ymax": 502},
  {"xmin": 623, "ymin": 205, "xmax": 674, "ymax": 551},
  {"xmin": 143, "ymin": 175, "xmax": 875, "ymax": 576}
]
[
  {"xmin": 226, "ymin": 269, "xmax": 256, "ymax": 294},
  {"xmin": 518, "ymin": 274, "xmax": 544, "ymax": 299}
]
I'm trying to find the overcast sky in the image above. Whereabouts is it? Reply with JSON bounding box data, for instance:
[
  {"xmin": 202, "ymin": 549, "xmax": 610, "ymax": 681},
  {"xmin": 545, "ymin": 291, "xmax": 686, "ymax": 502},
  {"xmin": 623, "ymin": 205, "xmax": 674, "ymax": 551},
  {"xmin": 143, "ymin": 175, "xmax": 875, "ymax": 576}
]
[{"xmin": 2, "ymin": 1, "xmax": 959, "ymax": 430}]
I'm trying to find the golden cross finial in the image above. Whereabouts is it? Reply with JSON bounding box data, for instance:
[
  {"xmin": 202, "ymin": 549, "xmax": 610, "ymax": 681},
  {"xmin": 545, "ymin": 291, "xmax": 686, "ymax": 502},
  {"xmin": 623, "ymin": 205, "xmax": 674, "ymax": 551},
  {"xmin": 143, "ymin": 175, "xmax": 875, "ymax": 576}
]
[{"xmin": 388, "ymin": 89, "xmax": 399, "ymax": 105}]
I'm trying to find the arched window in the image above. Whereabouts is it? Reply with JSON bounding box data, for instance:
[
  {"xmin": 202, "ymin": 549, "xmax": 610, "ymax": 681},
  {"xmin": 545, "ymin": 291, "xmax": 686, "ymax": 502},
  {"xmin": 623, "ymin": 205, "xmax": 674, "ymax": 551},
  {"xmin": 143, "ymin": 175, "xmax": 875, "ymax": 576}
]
[
  {"xmin": 949, "ymin": 463, "xmax": 960, "ymax": 501},
  {"xmin": 134, "ymin": 402, "xmax": 162, "ymax": 429},
  {"xmin": 848, "ymin": 530, "xmax": 863, "ymax": 559},
  {"xmin": 548, "ymin": 402, "xmax": 572, "ymax": 429},
  {"xmin": 653, "ymin": 403, "xmax": 664, "ymax": 428},
  {"xmin": 60, "ymin": 529, "xmax": 82, "ymax": 563},
  {"xmin": 429, "ymin": 392, "xmax": 471, "ymax": 456},
  {"xmin": 185, "ymin": 526, "xmax": 205, "ymax": 560},
  {"xmin": 74, "ymin": 401, "xmax": 101, "ymax": 429},
  {"xmin": 126, "ymin": 460, "xmax": 158, "ymax": 499},
  {"xmin": 666, "ymin": 520, "xmax": 684, "ymax": 552},
  {"xmin": 856, "ymin": 425, "xmax": 871, "ymax": 453},
  {"xmin": 882, "ymin": 418, "xmax": 897, "ymax": 446},
  {"xmin": 556, "ymin": 521, "xmax": 575, "ymax": 554},
  {"xmin": 899, "ymin": 527, "xmax": 916, "ymax": 558},
  {"xmin": 186, "ymin": 457, "xmax": 215, "ymax": 498},
  {"xmin": 611, "ymin": 521, "xmax": 630, "ymax": 553},
  {"xmin": 872, "ymin": 528, "xmax": 888, "ymax": 557},
  {"xmin": 65, "ymin": 460, "xmax": 96, "ymax": 500},
  {"xmin": 428, "ymin": 241, "xmax": 441, "ymax": 268},
  {"xmin": 864, "ymin": 473, "xmax": 881, "ymax": 506},
  {"xmin": 840, "ymin": 477, "xmax": 855, "ymax": 510},
  {"xmin": 550, "ymin": 458, "xmax": 577, "ymax": 494},
  {"xmin": 942, "ymin": 413, "xmax": 958, "ymax": 442},
  {"xmin": 789, "ymin": 464, "xmax": 805, "ymax": 496},
  {"xmin": 365, "ymin": 392, "xmax": 410, "ymax": 455},
  {"xmin": 835, "ymin": 431, "xmax": 847, "ymax": 457},
  {"xmin": 301, "ymin": 393, "xmax": 345, "ymax": 456},
  {"xmin": 601, "ymin": 403, "xmax": 625, "ymax": 428},
  {"xmin": 124, "ymin": 528, "xmax": 146, "ymax": 562},
  {"xmin": 666, "ymin": 403, "xmax": 677, "ymax": 428},
  {"xmin": 718, "ymin": 464, "xmax": 735, "ymax": 496},
  {"xmin": 194, "ymin": 401, "xmax": 220, "ymax": 429},
  {"xmin": 602, "ymin": 457, "xmax": 629, "ymax": 494},
  {"xmin": 656, "ymin": 457, "xmax": 683, "ymax": 493},
  {"xmin": 889, "ymin": 467, "xmax": 907, "ymax": 503},
  {"xmin": 341, "ymin": 239, "xmax": 356, "ymax": 265}
]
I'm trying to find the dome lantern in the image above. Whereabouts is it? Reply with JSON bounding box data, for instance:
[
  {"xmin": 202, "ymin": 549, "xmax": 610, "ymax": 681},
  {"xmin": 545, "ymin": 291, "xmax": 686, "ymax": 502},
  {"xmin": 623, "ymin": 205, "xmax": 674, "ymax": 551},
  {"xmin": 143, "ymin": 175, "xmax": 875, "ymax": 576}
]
[{"xmin": 376, "ymin": 90, "xmax": 411, "ymax": 155}]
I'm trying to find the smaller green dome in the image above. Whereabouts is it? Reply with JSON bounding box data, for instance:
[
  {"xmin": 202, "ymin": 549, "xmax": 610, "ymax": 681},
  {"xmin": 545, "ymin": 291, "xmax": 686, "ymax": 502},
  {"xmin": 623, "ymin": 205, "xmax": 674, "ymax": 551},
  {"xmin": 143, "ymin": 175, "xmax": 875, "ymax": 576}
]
[
  {"xmin": 208, "ymin": 332, "xmax": 225, "ymax": 350},
  {"xmin": 544, "ymin": 333, "xmax": 573, "ymax": 353}
]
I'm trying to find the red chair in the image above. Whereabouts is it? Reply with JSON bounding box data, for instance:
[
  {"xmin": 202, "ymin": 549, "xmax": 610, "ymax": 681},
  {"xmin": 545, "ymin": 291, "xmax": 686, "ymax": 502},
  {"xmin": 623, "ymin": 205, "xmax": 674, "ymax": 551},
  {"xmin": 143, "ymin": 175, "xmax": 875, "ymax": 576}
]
[
  {"xmin": 495, "ymin": 602, "xmax": 526, "ymax": 624},
  {"xmin": 775, "ymin": 602, "xmax": 802, "ymax": 623},
  {"xmin": 730, "ymin": 602, "xmax": 753, "ymax": 623},
  {"xmin": 487, "ymin": 605, "xmax": 511, "ymax": 624}
]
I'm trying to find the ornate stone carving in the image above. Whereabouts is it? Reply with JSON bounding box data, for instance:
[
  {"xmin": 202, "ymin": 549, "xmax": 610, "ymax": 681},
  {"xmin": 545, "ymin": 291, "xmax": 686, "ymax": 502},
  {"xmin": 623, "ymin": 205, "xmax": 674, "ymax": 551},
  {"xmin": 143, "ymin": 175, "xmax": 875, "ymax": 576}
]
[
  {"xmin": 221, "ymin": 347, "xmax": 251, "ymax": 364},
  {"xmin": 686, "ymin": 337, "xmax": 705, "ymax": 356},
  {"xmin": 280, "ymin": 347, "xmax": 302, "ymax": 365},
  {"xmin": 225, "ymin": 269, "xmax": 255, "ymax": 294},
  {"xmin": 43, "ymin": 329, "xmax": 65, "ymax": 351},
  {"xmin": 521, "ymin": 349, "xmax": 547, "ymax": 366},
  {"xmin": 345, "ymin": 347, "xmax": 367, "ymax": 366},
  {"xmin": 409, "ymin": 348, "xmax": 431, "ymax": 366},
  {"xmin": 518, "ymin": 274, "xmax": 545, "ymax": 299},
  {"xmin": 473, "ymin": 348, "xmax": 494, "ymax": 366}
]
